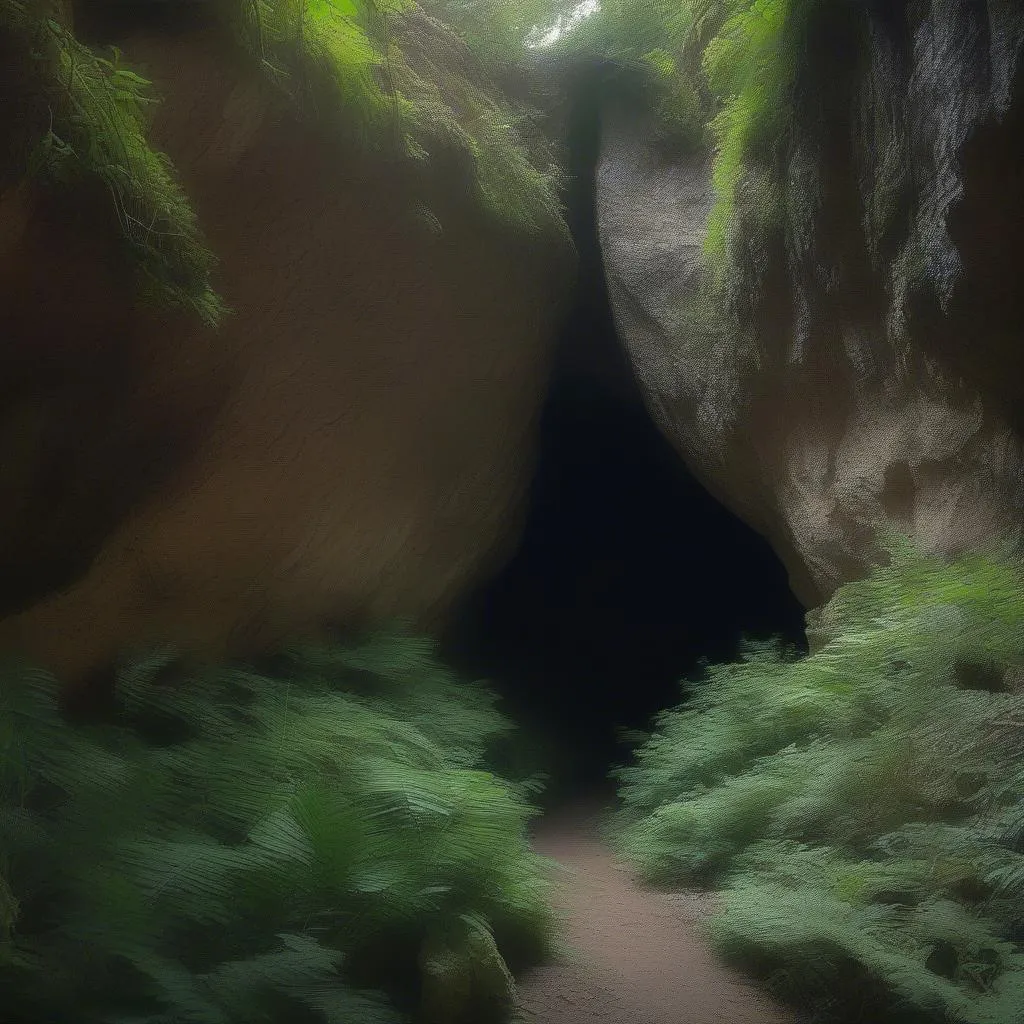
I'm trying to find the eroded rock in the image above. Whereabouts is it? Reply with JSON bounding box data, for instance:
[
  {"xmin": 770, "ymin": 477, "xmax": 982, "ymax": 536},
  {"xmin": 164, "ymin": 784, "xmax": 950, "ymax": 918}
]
[
  {"xmin": 0, "ymin": 30, "xmax": 573, "ymax": 687},
  {"xmin": 597, "ymin": 1, "xmax": 1024, "ymax": 610}
]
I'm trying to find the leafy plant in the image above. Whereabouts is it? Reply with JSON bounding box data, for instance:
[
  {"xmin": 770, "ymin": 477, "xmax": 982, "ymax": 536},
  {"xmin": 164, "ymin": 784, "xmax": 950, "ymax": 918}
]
[
  {"xmin": 1, "ymin": 0, "xmax": 226, "ymax": 324},
  {"xmin": 700, "ymin": 0, "xmax": 794, "ymax": 274},
  {"xmin": 611, "ymin": 535, "xmax": 1024, "ymax": 1023},
  {"xmin": 0, "ymin": 627, "xmax": 556, "ymax": 1023}
]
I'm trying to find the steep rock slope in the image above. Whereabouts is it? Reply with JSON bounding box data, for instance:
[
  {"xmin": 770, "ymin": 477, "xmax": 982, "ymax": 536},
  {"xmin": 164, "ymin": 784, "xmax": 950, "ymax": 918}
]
[
  {"xmin": 597, "ymin": 0, "xmax": 1024, "ymax": 610},
  {"xmin": 0, "ymin": 20, "xmax": 573, "ymax": 686}
]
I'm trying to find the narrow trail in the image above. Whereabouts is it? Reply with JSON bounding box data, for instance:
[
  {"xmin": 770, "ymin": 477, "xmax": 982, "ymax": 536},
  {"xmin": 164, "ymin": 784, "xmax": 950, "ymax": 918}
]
[{"xmin": 515, "ymin": 796, "xmax": 799, "ymax": 1024}]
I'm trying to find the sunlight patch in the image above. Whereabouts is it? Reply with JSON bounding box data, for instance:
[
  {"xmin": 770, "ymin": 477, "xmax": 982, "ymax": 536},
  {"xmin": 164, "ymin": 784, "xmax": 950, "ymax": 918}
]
[{"xmin": 527, "ymin": 0, "xmax": 600, "ymax": 49}]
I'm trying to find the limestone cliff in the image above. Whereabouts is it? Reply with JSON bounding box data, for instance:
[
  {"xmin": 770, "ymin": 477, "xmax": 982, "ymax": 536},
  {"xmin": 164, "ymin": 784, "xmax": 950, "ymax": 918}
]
[{"xmin": 597, "ymin": 0, "xmax": 1024, "ymax": 612}]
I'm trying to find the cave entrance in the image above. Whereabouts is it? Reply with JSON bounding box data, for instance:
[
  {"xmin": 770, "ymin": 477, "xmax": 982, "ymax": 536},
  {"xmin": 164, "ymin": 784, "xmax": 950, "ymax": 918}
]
[
  {"xmin": 440, "ymin": 70, "xmax": 807, "ymax": 807},
  {"xmin": 440, "ymin": 361, "xmax": 808, "ymax": 807}
]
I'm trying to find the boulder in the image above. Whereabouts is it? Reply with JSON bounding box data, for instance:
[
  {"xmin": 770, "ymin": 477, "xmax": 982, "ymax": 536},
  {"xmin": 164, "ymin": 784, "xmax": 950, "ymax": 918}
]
[
  {"xmin": 0, "ymin": 29, "xmax": 573, "ymax": 688},
  {"xmin": 596, "ymin": 2, "xmax": 1024, "ymax": 611}
]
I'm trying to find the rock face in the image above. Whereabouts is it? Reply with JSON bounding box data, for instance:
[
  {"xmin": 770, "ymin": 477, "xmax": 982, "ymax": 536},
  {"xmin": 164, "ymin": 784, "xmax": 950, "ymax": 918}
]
[
  {"xmin": 0, "ymin": 32, "xmax": 572, "ymax": 687},
  {"xmin": 597, "ymin": 3, "xmax": 1024, "ymax": 612}
]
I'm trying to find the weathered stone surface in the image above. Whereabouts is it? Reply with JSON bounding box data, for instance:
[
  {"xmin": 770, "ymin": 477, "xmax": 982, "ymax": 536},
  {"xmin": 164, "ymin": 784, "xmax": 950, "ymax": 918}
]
[
  {"xmin": 0, "ymin": 31, "xmax": 572, "ymax": 687},
  {"xmin": 597, "ymin": 90, "xmax": 1024, "ymax": 611}
]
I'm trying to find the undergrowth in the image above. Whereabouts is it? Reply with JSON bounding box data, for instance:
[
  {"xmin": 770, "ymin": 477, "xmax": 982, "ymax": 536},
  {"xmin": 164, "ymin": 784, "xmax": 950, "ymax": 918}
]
[
  {"xmin": 0, "ymin": 628, "xmax": 556, "ymax": 1023},
  {"xmin": 0, "ymin": 0, "xmax": 225, "ymax": 325},
  {"xmin": 611, "ymin": 534, "xmax": 1024, "ymax": 1024}
]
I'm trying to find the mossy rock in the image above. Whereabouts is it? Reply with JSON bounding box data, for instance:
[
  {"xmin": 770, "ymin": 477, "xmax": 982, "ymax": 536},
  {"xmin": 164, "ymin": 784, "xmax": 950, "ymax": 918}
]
[
  {"xmin": 417, "ymin": 913, "xmax": 517, "ymax": 1024},
  {"xmin": 1, "ymin": 0, "xmax": 571, "ymax": 328}
]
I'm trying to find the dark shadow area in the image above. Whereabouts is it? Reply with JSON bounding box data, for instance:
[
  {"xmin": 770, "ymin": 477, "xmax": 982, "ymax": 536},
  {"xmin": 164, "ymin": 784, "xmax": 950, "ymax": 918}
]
[
  {"xmin": 441, "ymin": 69, "xmax": 808, "ymax": 806},
  {"xmin": 72, "ymin": 0, "xmax": 216, "ymax": 43}
]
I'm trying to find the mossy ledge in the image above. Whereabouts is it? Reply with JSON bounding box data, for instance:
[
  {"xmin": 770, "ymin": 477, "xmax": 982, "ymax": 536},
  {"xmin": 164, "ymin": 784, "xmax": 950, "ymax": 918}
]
[{"xmin": 0, "ymin": 0, "xmax": 571, "ymax": 325}]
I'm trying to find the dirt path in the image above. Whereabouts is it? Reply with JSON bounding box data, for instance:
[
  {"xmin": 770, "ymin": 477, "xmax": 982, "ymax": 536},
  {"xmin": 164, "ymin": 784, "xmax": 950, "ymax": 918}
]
[{"xmin": 515, "ymin": 796, "xmax": 799, "ymax": 1024}]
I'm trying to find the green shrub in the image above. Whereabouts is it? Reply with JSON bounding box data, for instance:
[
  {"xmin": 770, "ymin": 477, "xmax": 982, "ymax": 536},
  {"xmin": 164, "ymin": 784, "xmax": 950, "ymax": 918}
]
[
  {"xmin": 611, "ymin": 535, "xmax": 1024, "ymax": 1023},
  {"xmin": 0, "ymin": 628, "xmax": 556, "ymax": 1023}
]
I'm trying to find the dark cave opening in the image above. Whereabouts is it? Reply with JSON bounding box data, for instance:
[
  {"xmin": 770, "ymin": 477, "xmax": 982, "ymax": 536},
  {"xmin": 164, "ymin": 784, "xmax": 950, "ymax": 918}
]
[{"xmin": 441, "ymin": 70, "xmax": 808, "ymax": 805}]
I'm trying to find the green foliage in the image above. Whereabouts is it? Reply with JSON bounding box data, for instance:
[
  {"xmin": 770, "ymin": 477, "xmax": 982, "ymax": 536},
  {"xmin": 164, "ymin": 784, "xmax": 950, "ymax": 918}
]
[
  {"xmin": 564, "ymin": 0, "xmax": 807, "ymax": 281},
  {"xmin": 1, "ymin": 0, "xmax": 226, "ymax": 325},
  {"xmin": 700, "ymin": 0, "xmax": 795, "ymax": 274},
  {"xmin": 385, "ymin": 5, "xmax": 568, "ymax": 238},
  {"xmin": 546, "ymin": 0, "xmax": 735, "ymax": 152},
  {"xmin": 612, "ymin": 535, "xmax": 1024, "ymax": 1023},
  {"xmin": 231, "ymin": 0, "xmax": 405, "ymax": 138},
  {"xmin": 195, "ymin": 0, "xmax": 568, "ymax": 238},
  {"xmin": 0, "ymin": 0, "xmax": 570, "ymax": 330},
  {"xmin": 0, "ymin": 628, "xmax": 555, "ymax": 1023},
  {"xmin": 532, "ymin": 0, "xmax": 814, "ymax": 293},
  {"xmin": 421, "ymin": 0, "xmax": 573, "ymax": 64}
]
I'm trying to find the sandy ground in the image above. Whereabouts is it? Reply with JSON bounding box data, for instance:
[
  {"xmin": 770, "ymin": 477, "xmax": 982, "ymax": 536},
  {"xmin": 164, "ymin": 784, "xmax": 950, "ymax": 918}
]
[{"xmin": 515, "ymin": 797, "xmax": 798, "ymax": 1024}]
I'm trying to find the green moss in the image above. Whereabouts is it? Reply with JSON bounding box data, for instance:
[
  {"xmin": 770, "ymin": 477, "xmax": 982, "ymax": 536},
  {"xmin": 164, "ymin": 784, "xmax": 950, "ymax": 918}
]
[
  {"xmin": 701, "ymin": 0, "xmax": 795, "ymax": 275},
  {"xmin": 1, "ymin": 0, "xmax": 571, "ymax": 328},
  {"xmin": 535, "ymin": 0, "xmax": 807, "ymax": 291},
  {"xmin": 228, "ymin": 0, "xmax": 406, "ymax": 140},
  {"xmin": 385, "ymin": 6, "xmax": 568, "ymax": 239},
  {"xmin": 185, "ymin": 0, "xmax": 570, "ymax": 240},
  {"xmin": 1, "ymin": 0, "xmax": 226, "ymax": 325},
  {"xmin": 418, "ymin": 913, "xmax": 516, "ymax": 1024}
]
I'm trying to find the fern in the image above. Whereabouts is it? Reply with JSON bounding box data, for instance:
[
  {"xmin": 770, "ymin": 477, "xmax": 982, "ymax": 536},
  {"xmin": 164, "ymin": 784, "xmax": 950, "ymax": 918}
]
[
  {"xmin": 222, "ymin": 0, "xmax": 568, "ymax": 238},
  {"xmin": 613, "ymin": 536, "xmax": 1024, "ymax": 1023},
  {"xmin": 0, "ymin": 627, "xmax": 555, "ymax": 1023},
  {"xmin": 1, "ymin": 0, "xmax": 226, "ymax": 324}
]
